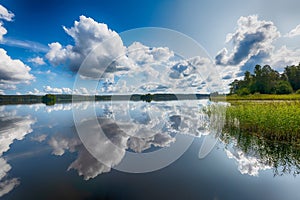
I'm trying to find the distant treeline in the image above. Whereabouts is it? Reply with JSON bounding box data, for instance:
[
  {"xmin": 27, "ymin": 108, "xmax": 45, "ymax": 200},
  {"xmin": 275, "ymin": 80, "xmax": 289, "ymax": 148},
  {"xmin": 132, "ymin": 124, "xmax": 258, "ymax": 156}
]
[
  {"xmin": 229, "ymin": 64, "xmax": 300, "ymax": 95},
  {"xmin": 0, "ymin": 93, "xmax": 211, "ymax": 105}
]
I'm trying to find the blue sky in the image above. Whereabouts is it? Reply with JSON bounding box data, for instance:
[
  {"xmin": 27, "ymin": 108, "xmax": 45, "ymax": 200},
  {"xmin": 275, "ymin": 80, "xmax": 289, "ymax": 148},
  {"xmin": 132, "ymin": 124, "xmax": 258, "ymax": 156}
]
[{"xmin": 1, "ymin": 0, "xmax": 300, "ymax": 94}]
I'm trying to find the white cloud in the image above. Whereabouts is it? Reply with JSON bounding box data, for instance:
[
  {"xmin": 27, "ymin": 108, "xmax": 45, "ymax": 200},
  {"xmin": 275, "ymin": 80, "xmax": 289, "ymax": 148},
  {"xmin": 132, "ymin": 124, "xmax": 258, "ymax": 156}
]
[
  {"xmin": 0, "ymin": 22, "xmax": 7, "ymax": 41},
  {"xmin": 285, "ymin": 24, "xmax": 300, "ymax": 38},
  {"xmin": 215, "ymin": 15, "xmax": 300, "ymax": 86},
  {"xmin": 0, "ymin": 5, "xmax": 14, "ymax": 22},
  {"xmin": 47, "ymin": 15, "xmax": 221, "ymax": 94},
  {"xmin": 265, "ymin": 45, "xmax": 300, "ymax": 71},
  {"xmin": 43, "ymin": 86, "xmax": 73, "ymax": 94},
  {"xmin": 216, "ymin": 15, "xmax": 280, "ymax": 67},
  {"xmin": 0, "ymin": 48, "xmax": 34, "ymax": 91},
  {"xmin": 31, "ymin": 134, "xmax": 47, "ymax": 142},
  {"xmin": 27, "ymin": 88, "xmax": 43, "ymax": 95},
  {"xmin": 28, "ymin": 56, "xmax": 45, "ymax": 65},
  {"xmin": 46, "ymin": 15, "xmax": 126, "ymax": 76},
  {"xmin": 0, "ymin": 4, "xmax": 13, "ymax": 42}
]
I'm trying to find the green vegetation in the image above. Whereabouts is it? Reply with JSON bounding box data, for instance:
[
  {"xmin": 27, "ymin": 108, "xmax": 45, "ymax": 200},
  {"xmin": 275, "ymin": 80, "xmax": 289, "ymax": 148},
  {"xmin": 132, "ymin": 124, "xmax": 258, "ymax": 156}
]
[
  {"xmin": 230, "ymin": 64, "xmax": 300, "ymax": 95},
  {"xmin": 225, "ymin": 93, "xmax": 300, "ymax": 101},
  {"xmin": 42, "ymin": 94, "xmax": 56, "ymax": 105},
  {"xmin": 0, "ymin": 95, "xmax": 43, "ymax": 105},
  {"xmin": 224, "ymin": 101, "xmax": 300, "ymax": 144},
  {"xmin": 218, "ymin": 101, "xmax": 300, "ymax": 176}
]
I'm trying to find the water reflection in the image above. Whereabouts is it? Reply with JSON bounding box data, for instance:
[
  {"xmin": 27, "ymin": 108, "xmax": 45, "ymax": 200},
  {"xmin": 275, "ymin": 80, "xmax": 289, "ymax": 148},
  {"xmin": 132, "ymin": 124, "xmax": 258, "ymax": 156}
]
[
  {"xmin": 221, "ymin": 130, "xmax": 300, "ymax": 177},
  {"xmin": 1, "ymin": 101, "xmax": 300, "ymax": 198},
  {"xmin": 0, "ymin": 107, "xmax": 35, "ymax": 197},
  {"xmin": 50, "ymin": 100, "xmax": 212, "ymax": 179}
]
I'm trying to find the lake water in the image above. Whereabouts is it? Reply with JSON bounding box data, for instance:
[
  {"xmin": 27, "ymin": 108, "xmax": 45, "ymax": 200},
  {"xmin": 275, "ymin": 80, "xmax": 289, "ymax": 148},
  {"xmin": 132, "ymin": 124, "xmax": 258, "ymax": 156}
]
[{"xmin": 1, "ymin": 101, "xmax": 300, "ymax": 200}]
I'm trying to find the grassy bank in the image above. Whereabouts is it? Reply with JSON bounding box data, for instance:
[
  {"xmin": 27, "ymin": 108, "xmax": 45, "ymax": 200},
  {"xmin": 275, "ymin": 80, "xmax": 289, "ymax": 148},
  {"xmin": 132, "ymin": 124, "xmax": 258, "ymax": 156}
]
[
  {"xmin": 224, "ymin": 101, "xmax": 300, "ymax": 144},
  {"xmin": 225, "ymin": 94, "xmax": 300, "ymax": 101}
]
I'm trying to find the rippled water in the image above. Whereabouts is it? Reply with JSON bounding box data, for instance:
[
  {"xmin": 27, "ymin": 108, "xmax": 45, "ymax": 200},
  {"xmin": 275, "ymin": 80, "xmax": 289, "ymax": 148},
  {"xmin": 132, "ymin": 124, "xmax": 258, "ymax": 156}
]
[{"xmin": 1, "ymin": 101, "xmax": 300, "ymax": 200}]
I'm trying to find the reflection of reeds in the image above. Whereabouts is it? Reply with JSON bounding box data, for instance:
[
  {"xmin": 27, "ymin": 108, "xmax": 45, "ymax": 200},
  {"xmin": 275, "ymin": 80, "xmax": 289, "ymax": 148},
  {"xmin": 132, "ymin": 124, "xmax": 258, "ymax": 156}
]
[
  {"xmin": 220, "ymin": 129, "xmax": 300, "ymax": 177},
  {"xmin": 220, "ymin": 101, "xmax": 300, "ymax": 176},
  {"xmin": 205, "ymin": 101, "xmax": 300, "ymax": 176},
  {"xmin": 225, "ymin": 101, "xmax": 300, "ymax": 144}
]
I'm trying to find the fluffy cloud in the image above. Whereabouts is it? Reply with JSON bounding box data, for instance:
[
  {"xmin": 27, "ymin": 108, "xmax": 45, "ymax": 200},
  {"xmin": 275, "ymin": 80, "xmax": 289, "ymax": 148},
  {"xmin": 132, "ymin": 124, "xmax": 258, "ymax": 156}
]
[
  {"xmin": 216, "ymin": 15, "xmax": 300, "ymax": 85},
  {"xmin": 285, "ymin": 24, "xmax": 300, "ymax": 38},
  {"xmin": 0, "ymin": 22, "xmax": 7, "ymax": 41},
  {"xmin": 216, "ymin": 15, "xmax": 280, "ymax": 67},
  {"xmin": 43, "ymin": 86, "xmax": 72, "ymax": 94},
  {"xmin": 28, "ymin": 56, "xmax": 45, "ymax": 65},
  {"xmin": 0, "ymin": 5, "xmax": 14, "ymax": 22},
  {"xmin": 46, "ymin": 15, "xmax": 126, "ymax": 75},
  {"xmin": 47, "ymin": 16, "xmax": 220, "ymax": 93},
  {"xmin": 0, "ymin": 5, "xmax": 35, "ymax": 93},
  {"xmin": 0, "ymin": 49, "xmax": 34, "ymax": 85}
]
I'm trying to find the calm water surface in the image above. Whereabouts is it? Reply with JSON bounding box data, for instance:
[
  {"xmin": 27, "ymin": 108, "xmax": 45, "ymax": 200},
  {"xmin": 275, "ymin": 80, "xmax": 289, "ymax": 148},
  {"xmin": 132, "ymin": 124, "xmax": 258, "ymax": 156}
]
[{"xmin": 0, "ymin": 101, "xmax": 300, "ymax": 200}]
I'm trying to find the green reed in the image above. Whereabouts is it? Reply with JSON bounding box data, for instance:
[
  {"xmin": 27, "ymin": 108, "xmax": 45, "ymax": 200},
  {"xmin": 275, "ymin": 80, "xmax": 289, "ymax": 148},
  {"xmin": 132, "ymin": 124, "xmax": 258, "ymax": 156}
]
[{"xmin": 225, "ymin": 101, "xmax": 300, "ymax": 144}]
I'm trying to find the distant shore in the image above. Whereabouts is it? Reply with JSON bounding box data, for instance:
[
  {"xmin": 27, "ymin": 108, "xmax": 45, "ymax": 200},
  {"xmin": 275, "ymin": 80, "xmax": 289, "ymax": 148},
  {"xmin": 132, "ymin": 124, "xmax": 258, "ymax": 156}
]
[{"xmin": 0, "ymin": 93, "xmax": 211, "ymax": 106}]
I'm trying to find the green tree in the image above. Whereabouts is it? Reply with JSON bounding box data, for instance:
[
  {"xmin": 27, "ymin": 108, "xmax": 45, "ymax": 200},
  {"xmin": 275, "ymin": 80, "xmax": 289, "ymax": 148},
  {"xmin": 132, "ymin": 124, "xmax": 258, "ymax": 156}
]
[
  {"xmin": 42, "ymin": 94, "xmax": 56, "ymax": 106},
  {"xmin": 275, "ymin": 81, "xmax": 293, "ymax": 94},
  {"xmin": 284, "ymin": 64, "xmax": 300, "ymax": 91}
]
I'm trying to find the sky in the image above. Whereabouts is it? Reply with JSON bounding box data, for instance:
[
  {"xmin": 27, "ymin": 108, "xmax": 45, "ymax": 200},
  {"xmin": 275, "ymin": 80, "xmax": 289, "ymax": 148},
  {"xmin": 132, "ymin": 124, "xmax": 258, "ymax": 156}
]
[{"xmin": 1, "ymin": 0, "xmax": 300, "ymax": 95}]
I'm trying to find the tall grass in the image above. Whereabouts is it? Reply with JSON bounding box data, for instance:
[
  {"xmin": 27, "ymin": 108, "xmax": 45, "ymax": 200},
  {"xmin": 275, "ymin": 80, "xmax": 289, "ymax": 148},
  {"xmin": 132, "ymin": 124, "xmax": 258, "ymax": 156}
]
[
  {"xmin": 226, "ymin": 94, "xmax": 300, "ymax": 101},
  {"xmin": 225, "ymin": 101, "xmax": 300, "ymax": 144}
]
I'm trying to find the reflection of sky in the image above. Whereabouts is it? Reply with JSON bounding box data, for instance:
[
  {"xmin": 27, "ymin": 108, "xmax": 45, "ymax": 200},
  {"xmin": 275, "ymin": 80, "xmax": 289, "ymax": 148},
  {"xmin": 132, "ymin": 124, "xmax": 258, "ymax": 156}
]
[
  {"xmin": 1, "ymin": 102, "xmax": 300, "ymax": 199},
  {"xmin": 0, "ymin": 107, "xmax": 35, "ymax": 197},
  {"xmin": 49, "ymin": 100, "xmax": 212, "ymax": 180}
]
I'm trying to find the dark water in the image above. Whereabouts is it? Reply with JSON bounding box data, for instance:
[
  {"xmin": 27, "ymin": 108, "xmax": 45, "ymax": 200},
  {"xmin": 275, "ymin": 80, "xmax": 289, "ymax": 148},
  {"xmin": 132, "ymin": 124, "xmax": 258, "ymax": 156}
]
[{"xmin": 0, "ymin": 101, "xmax": 300, "ymax": 200}]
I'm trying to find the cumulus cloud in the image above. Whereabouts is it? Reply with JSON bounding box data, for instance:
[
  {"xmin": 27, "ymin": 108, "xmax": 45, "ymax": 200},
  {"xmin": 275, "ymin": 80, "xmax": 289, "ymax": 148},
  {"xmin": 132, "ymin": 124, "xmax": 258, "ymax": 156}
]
[
  {"xmin": 0, "ymin": 5, "xmax": 35, "ymax": 93},
  {"xmin": 0, "ymin": 49, "xmax": 34, "ymax": 85},
  {"xmin": 28, "ymin": 56, "xmax": 45, "ymax": 65},
  {"xmin": 46, "ymin": 15, "xmax": 126, "ymax": 75},
  {"xmin": 27, "ymin": 88, "xmax": 43, "ymax": 95},
  {"xmin": 0, "ymin": 22, "xmax": 7, "ymax": 41},
  {"xmin": 43, "ymin": 86, "xmax": 72, "ymax": 94},
  {"xmin": 0, "ymin": 4, "xmax": 12, "ymax": 41},
  {"xmin": 285, "ymin": 24, "xmax": 300, "ymax": 38},
  {"xmin": 216, "ymin": 15, "xmax": 280, "ymax": 67},
  {"xmin": 215, "ymin": 15, "xmax": 300, "ymax": 86},
  {"xmin": 0, "ymin": 5, "xmax": 14, "ymax": 22},
  {"xmin": 47, "ymin": 15, "xmax": 220, "ymax": 93}
]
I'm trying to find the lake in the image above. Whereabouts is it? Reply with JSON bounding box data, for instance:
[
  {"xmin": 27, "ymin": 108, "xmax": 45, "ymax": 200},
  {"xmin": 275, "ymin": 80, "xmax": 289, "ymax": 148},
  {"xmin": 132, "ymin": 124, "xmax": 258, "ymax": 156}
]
[{"xmin": 1, "ymin": 100, "xmax": 300, "ymax": 200}]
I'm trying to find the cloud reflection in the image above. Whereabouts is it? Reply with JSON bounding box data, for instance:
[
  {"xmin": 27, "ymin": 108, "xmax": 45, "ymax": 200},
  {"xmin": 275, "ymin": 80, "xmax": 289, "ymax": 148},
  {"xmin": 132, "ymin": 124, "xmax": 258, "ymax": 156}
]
[
  {"xmin": 49, "ymin": 100, "xmax": 213, "ymax": 180},
  {"xmin": 0, "ymin": 108, "xmax": 35, "ymax": 197}
]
